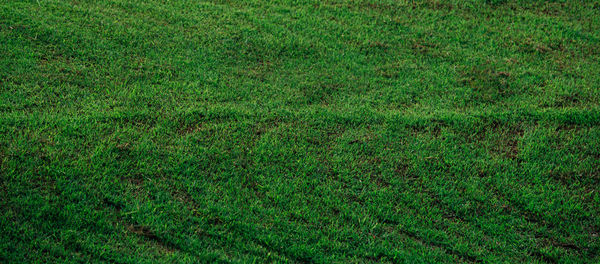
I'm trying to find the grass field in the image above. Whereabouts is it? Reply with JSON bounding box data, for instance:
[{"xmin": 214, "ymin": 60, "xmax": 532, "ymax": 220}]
[{"xmin": 1, "ymin": 0, "xmax": 600, "ymax": 262}]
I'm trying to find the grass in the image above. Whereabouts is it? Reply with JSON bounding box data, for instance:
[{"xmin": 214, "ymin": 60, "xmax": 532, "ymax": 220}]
[{"xmin": 1, "ymin": 0, "xmax": 599, "ymax": 262}]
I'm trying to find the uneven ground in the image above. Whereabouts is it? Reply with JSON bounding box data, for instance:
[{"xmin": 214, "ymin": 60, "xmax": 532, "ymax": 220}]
[{"xmin": 1, "ymin": 0, "xmax": 600, "ymax": 262}]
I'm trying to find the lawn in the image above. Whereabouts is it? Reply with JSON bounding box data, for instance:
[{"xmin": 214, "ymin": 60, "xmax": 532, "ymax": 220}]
[{"xmin": 1, "ymin": 0, "xmax": 599, "ymax": 262}]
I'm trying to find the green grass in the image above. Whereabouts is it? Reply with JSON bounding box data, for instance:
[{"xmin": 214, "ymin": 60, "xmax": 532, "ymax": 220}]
[{"xmin": 1, "ymin": 0, "xmax": 600, "ymax": 262}]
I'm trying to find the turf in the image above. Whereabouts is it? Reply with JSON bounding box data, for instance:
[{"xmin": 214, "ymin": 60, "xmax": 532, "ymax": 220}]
[{"xmin": 1, "ymin": 0, "xmax": 599, "ymax": 262}]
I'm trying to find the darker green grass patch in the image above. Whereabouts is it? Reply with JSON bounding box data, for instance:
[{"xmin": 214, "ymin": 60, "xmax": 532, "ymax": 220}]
[{"xmin": 459, "ymin": 64, "xmax": 518, "ymax": 104}]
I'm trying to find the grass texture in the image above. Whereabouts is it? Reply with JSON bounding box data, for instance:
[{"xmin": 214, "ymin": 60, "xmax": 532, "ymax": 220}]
[{"xmin": 1, "ymin": 0, "xmax": 600, "ymax": 262}]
